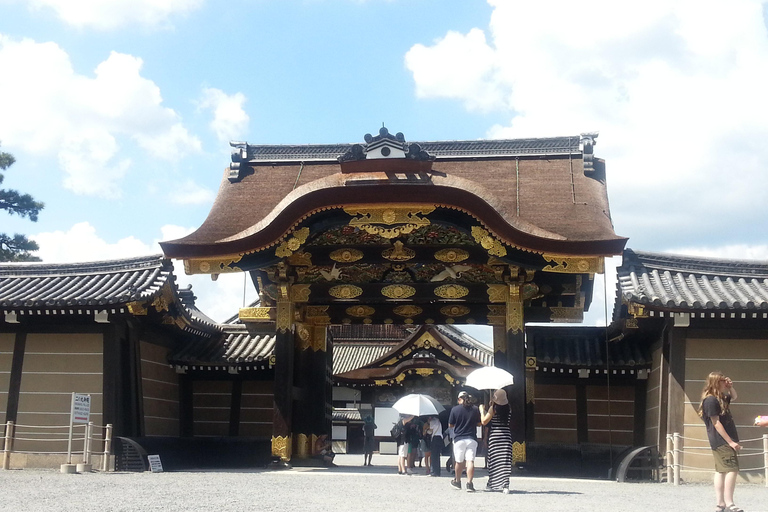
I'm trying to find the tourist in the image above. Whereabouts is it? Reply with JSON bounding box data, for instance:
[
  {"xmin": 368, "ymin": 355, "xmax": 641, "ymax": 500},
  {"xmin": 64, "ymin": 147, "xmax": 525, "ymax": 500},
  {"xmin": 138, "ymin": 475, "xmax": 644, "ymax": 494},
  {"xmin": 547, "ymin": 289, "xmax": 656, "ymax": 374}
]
[
  {"xmin": 480, "ymin": 389, "xmax": 512, "ymax": 493},
  {"xmin": 448, "ymin": 390, "xmax": 481, "ymax": 492},
  {"xmin": 426, "ymin": 414, "xmax": 443, "ymax": 476},
  {"xmin": 392, "ymin": 414, "xmax": 412, "ymax": 475},
  {"xmin": 421, "ymin": 419, "xmax": 432, "ymax": 475},
  {"xmin": 313, "ymin": 434, "xmax": 336, "ymax": 467},
  {"xmin": 698, "ymin": 372, "xmax": 742, "ymax": 512},
  {"xmin": 405, "ymin": 415, "xmax": 421, "ymax": 474},
  {"xmin": 363, "ymin": 415, "xmax": 377, "ymax": 466}
]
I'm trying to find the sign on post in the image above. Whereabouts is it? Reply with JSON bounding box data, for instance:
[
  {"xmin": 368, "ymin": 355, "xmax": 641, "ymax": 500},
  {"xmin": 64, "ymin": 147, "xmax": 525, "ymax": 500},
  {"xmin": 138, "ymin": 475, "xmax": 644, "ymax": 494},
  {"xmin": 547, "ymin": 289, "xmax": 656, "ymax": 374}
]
[{"xmin": 72, "ymin": 394, "xmax": 91, "ymax": 424}]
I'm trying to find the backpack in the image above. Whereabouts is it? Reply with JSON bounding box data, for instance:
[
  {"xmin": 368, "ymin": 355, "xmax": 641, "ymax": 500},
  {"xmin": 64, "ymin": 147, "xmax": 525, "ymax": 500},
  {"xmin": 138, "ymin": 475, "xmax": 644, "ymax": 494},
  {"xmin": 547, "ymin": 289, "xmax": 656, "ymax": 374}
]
[{"xmin": 390, "ymin": 420, "xmax": 403, "ymax": 439}]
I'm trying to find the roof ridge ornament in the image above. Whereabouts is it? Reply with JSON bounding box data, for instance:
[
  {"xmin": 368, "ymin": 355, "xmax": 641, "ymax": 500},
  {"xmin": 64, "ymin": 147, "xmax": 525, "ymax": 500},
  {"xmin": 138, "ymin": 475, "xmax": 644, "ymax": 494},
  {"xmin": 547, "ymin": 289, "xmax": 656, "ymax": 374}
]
[
  {"xmin": 579, "ymin": 132, "xmax": 598, "ymax": 176},
  {"xmin": 338, "ymin": 127, "xmax": 434, "ymax": 163}
]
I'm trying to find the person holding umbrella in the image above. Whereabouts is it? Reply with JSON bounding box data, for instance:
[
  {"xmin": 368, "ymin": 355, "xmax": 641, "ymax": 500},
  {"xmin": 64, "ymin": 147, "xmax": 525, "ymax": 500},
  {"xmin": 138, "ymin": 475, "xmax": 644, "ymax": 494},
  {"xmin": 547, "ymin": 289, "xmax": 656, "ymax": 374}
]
[
  {"xmin": 480, "ymin": 389, "xmax": 512, "ymax": 493},
  {"xmin": 448, "ymin": 390, "xmax": 481, "ymax": 492}
]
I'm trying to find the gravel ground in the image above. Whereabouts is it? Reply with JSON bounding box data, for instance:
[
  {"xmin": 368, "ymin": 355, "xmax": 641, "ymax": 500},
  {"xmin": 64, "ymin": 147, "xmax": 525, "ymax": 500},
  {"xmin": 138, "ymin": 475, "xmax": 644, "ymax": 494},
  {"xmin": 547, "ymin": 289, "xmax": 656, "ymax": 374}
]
[{"xmin": 1, "ymin": 454, "xmax": 766, "ymax": 512}]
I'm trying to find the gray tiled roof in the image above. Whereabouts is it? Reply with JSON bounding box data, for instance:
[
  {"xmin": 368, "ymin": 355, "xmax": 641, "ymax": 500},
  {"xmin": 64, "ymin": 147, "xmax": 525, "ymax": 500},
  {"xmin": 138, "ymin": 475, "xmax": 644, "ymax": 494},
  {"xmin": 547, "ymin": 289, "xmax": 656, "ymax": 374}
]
[
  {"xmin": 527, "ymin": 327, "xmax": 651, "ymax": 369},
  {"xmin": 0, "ymin": 255, "xmax": 171, "ymax": 308},
  {"xmin": 332, "ymin": 408, "xmax": 363, "ymax": 422},
  {"xmin": 169, "ymin": 324, "xmax": 275, "ymax": 366},
  {"xmin": 332, "ymin": 342, "xmax": 399, "ymax": 375},
  {"xmin": 618, "ymin": 249, "xmax": 768, "ymax": 311},
  {"xmin": 434, "ymin": 325, "xmax": 494, "ymax": 367},
  {"xmin": 238, "ymin": 136, "xmax": 583, "ymax": 163}
]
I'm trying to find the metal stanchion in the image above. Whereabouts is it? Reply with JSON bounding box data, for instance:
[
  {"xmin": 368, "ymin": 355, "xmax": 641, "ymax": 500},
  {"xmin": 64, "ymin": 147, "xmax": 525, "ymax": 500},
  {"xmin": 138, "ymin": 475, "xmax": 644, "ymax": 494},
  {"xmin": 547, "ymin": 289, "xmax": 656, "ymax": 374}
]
[
  {"xmin": 666, "ymin": 434, "xmax": 673, "ymax": 484},
  {"xmin": 102, "ymin": 424, "xmax": 113, "ymax": 472},
  {"xmin": 673, "ymin": 432, "xmax": 681, "ymax": 486},
  {"xmin": 763, "ymin": 434, "xmax": 768, "ymax": 488},
  {"xmin": 2, "ymin": 421, "xmax": 14, "ymax": 470}
]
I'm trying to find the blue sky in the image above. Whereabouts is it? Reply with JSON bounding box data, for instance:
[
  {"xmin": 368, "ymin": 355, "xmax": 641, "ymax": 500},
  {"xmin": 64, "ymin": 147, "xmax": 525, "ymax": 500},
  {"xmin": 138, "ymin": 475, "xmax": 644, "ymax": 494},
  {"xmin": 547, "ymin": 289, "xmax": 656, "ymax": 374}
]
[{"xmin": 2, "ymin": 0, "xmax": 768, "ymax": 338}]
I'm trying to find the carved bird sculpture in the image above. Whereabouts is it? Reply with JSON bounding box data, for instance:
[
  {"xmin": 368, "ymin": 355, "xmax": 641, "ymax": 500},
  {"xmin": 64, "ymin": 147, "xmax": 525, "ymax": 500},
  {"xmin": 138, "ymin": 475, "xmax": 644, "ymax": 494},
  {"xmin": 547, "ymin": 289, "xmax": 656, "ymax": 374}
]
[
  {"xmin": 320, "ymin": 263, "xmax": 343, "ymax": 281},
  {"xmin": 430, "ymin": 264, "xmax": 472, "ymax": 282}
]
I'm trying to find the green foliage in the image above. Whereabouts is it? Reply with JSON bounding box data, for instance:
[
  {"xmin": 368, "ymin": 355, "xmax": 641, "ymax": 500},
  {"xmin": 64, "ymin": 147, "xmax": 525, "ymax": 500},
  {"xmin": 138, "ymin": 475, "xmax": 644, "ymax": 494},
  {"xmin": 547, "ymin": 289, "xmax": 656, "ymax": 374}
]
[{"xmin": 0, "ymin": 142, "xmax": 44, "ymax": 262}]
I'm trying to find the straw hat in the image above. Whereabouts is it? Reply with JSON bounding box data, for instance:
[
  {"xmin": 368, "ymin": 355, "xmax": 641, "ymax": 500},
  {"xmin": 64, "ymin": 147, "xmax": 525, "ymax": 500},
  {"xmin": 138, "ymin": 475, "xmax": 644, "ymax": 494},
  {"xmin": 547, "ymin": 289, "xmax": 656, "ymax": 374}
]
[{"xmin": 492, "ymin": 389, "xmax": 508, "ymax": 405}]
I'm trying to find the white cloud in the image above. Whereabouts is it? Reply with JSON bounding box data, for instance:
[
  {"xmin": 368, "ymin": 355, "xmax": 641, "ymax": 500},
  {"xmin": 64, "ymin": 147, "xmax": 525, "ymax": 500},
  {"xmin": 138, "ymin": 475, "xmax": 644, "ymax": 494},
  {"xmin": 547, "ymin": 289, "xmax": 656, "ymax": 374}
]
[
  {"xmin": 30, "ymin": 222, "xmax": 257, "ymax": 322},
  {"xmin": 31, "ymin": 222, "xmax": 154, "ymax": 262},
  {"xmin": 405, "ymin": 0, "xmax": 768, "ymax": 249},
  {"xmin": 198, "ymin": 87, "xmax": 250, "ymax": 144},
  {"xmin": 0, "ymin": 36, "xmax": 202, "ymax": 197},
  {"xmin": 27, "ymin": 0, "xmax": 204, "ymax": 30},
  {"xmin": 169, "ymin": 180, "xmax": 216, "ymax": 205},
  {"xmin": 667, "ymin": 244, "xmax": 768, "ymax": 261}
]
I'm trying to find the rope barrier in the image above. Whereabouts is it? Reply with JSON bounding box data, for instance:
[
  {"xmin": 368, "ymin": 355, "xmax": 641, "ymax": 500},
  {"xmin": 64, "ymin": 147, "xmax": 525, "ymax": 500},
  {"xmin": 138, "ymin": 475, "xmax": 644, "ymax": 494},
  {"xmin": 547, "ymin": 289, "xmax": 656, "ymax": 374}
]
[{"xmin": 3, "ymin": 420, "xmax": 113, "ymax": 472}]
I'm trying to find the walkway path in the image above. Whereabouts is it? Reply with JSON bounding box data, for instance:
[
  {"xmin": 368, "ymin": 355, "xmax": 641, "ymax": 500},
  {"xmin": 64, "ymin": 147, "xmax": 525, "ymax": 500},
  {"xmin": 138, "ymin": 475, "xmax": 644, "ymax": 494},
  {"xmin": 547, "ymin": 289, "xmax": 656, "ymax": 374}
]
[{"xmin": 0, "ymin": 454, "xmax": 765, "ymax": 511}]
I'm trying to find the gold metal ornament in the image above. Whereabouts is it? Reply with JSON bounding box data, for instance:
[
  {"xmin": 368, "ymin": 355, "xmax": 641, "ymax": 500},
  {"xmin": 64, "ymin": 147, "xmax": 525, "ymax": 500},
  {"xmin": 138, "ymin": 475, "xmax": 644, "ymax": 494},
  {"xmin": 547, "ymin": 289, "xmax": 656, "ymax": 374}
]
[
  {"xmin": 329, "ymin": 248, "xmax": 364, "ymax": 263},
  {"xmin": 525, "ymin": 357, "xmax": 537, "ymax": 369},
  {"xmin": 272, "ymin": 435, "xmax": 292, "ymax": 461},
  {"xmin": 381, "ymin": 284, "xmax": 416, "ymax": 299},
  {"xmin": 526, "ymin": 372, "xmax": 535, "ymax": 404},
  {"xmin": 291, "ymin": 284, "xmax": 311, "ymax": 302},
  {"xmin": 549, "ymin": 307, "xmax": 583, "ymax": 322},
  {"xmin": 287, "ymin": 251, "xmax": 313, "ymax": 266},
  {"xmin": 304, "ymin": 305, "xmax": 331, "ymax": 325},
  {"xmin": 487, "ymin": 305, "xmax": 506, "ymax": 327},
  {"xmin": 471, "ymin": 226, "xmax": 507, "ymax": 257},
  {"xmin": 344, "ymin": 205, "xmax": 435, "ymax": 239},
  {"xmin": 382, "ymin": 241, "xmax": 415, "ymax": 262},
  {"xmin": 183, "ymin": 254, "xmax": 244, "ymax": 275},
  {"xmin": 415, "ymin": 368, "xmax": 434, "ymax": 377},
  {"xmin": 542, "ymin": 254, "xmax": 604, "ymax": 274},
  {"xmin": 393, "ymin": 305, "xmax": 423, "ymax": 317},
  {"xmin": 346, "ymin": 305, "xmax": 376, "ymax": 318},
  {"xmin": 440, "ymin": 305, "xmax": 470, "ymax": 317},
  {"xmin": 295, "ymin": 433, "xmax": 312, "ymax": 458},
  {"xmin": 434, "ymin": 248, "xmax": 469, "ymax": 263},
  {"xmin": 487, "ymin": 284, "xmax": 508, "ymax": 303},
  {"xmin": 329, "ymin": 284, "xmax": 363, "ymax": 299},
  {"xmin": 434, "ymin": 284, "xmax": 469, "ymax": 299},
  {"xmin": 126, "ymin": 301, "xmax": 148, "ymax": 315},
  {"xmin": 512, "ymin": 441, "xmax": 526, "ymax": 464},
  {"xmin": 275, "ymin": 227, "xmax": 311, "ymax": 258}
]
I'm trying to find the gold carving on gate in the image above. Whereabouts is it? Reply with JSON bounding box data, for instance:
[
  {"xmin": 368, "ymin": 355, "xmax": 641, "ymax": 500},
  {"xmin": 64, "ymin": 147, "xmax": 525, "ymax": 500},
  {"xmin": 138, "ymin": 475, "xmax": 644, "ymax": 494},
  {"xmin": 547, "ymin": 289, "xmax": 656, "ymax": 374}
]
[
  {"xmin": 434, "ymin": 248, "xmax": 469, "ymax": 263},
  {"xmin": 542, "ymin": 254, "xmax": 603, "ymax": 274},
  {"xmin": 287, "ymin": 251, "xmax": 313, "ymax": 266},
  {"xmin": 526, "ymin": 357, "xmax": 537, "ymax": 369},
  {"xmin": 415, "ymin": 368, "xmax": 434, "ymax": 377},
  {"xmin": 440, "ymin": 305, "xmax": 470, "ymax": 317},
  {"xmin": 329, "ymin": 284, "xmax": 363, "ymax": 299},
  {"xmin": 382, "ymin": 241, "xmax": 415, "ymax": 262},
  {"xmin": 550, "ymin": 307, "xmax": 583, "ymax": 323},
  {"xmin": 183, "ymin": 254, "xmax": 244, "ymax": 275},
  {"xmin": 291, "ymin": 284, "xmax": 311, "ymax": 302},
  {"xmin": 381, "ymin": 284, "xmax": 416, "ymax": 299},
  {"xmin": 304, "ymin": 305, "xmax": 331, "ymax": 325},
  {"xmin": 487, "ymin": 284, "xmax": 508, "ymax": 303},
  {"xmin": 296, "ymin": 325, "xmax": 312, "ymax": 350},
  {"xmin": 126, "ymin": 301, "xmax": 148, "ymax": 315},
  {"xmin": 526, "ymin": 372, "xmax": 535, "ymax": 404},
  {"xmin": 487, "ymin": 305, "xmax": 506, "ymax": 327},
  {"xmin": 329, "ymin": 248, "xmax": 364, "ymax": 263},
  {"xmin": 434, "ymin": 284, "xmax": 469, "ymax": 299},
  {"xmin": 393, "ymin": 305, "xmax": 423, "ymax": 318},
  {"xmin": 344, "ymin": 205, "xmax": 435, "ymax": 239},
  {"xmin": 239, "ymin": 307, "xmax": 274, "ymax": 322},
  {"xmin": 272, "ymin": 435, "xmax": 292, "ymax": 461},
  {"xmin": 471, "ymin": 226, "xmax": 507, "ymax": 257},
  {"xmin": 275, "ymin": 227, "xmax": 311, "ymax": 258},
  {"xmin": 512, "ymin": 441, "xmax": 526, "ymax": 464},
  {"xmin": 295, "ymin": 433, "xmax": 312, "ymax": 458},
  {"xmin": 347, "ymin": 305, "xmax": 375, "ymax": 318}
]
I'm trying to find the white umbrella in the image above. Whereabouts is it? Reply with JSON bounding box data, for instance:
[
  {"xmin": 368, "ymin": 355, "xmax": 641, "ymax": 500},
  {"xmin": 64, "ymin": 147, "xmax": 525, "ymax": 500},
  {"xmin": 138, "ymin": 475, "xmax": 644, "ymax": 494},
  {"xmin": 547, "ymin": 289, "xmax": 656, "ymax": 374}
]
[
  {"xmin": 392, "ymin": 394, "xmax": 444, "ymax": 417},
  {"xmin": 465, "ymin": 366, "xmax": 515, "ymax": 390}
]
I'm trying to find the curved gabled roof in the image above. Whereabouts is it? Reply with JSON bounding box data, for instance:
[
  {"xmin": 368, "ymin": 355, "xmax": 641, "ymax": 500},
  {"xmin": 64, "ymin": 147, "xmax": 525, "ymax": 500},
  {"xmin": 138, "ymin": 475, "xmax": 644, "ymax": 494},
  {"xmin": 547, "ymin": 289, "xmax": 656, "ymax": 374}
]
[
  {"xmin": 161, "ymin": 133, "xmax": 627, "ymax": 259},
  {"xmin": 617, "ymin": 249, "xmax": 768, "ymax": 311}
]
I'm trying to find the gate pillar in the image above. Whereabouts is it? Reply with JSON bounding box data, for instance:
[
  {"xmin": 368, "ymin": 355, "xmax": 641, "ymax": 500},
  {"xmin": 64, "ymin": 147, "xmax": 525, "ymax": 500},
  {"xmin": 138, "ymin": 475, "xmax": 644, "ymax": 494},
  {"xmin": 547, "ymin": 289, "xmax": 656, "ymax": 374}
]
[
  {"xmin": 271, "ymin": 282, "xmax": 295, "ymax": 462},
  {"xmin": 292, "ymin": 306, "xmax": 331, "ymax": 459},
  {"xmin": 491, "ymin": 282, "xmax": 526, "ymax": 464}
]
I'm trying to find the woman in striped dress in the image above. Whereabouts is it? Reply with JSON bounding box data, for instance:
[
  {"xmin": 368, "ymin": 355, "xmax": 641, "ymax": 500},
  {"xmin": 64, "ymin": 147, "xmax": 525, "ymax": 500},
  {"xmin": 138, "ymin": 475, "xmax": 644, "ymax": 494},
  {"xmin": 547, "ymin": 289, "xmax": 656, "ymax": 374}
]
[{"xmin": 480, "ymin": 389, "xmax": 512, "ymax": 493}]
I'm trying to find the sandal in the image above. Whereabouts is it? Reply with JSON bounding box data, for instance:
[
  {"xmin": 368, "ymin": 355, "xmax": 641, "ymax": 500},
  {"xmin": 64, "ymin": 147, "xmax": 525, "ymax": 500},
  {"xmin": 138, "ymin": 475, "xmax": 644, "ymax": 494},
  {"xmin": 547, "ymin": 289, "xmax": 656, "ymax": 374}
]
[{"xmin": 726, "ymin": 505, "xmax": 744, "ymax": 512}]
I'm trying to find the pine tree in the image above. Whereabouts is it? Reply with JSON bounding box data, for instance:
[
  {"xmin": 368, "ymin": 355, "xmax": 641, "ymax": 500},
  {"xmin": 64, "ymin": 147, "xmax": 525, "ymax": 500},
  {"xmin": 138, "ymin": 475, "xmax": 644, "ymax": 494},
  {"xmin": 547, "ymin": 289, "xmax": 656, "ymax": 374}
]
[{"xmin": 0, "ymin": 143, "xmax": 44, "ymax": 261}]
